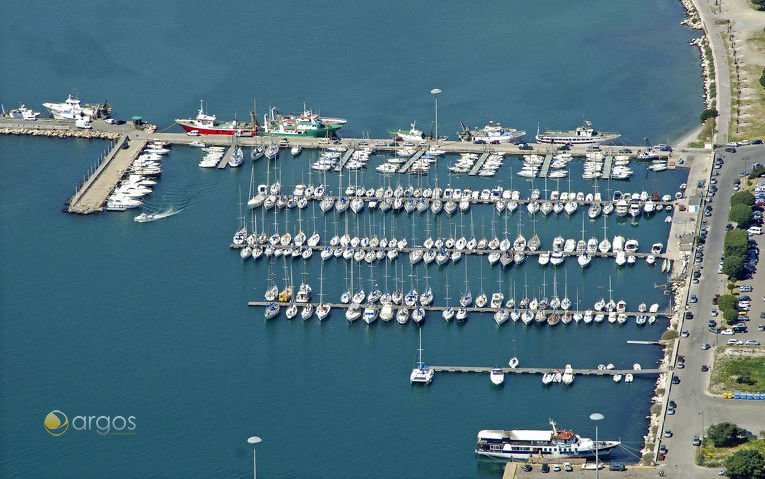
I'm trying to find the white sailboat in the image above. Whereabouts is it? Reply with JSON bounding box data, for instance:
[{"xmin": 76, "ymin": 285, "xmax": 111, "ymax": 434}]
[{"xmin": 410, "ymin": 328, "xmax": 434, "ymax": 384}]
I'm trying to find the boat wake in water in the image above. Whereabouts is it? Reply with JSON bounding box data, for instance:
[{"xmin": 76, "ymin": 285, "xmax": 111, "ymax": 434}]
[{"xmin": 134, "ymin": 206, "xmax": 184, "ymax": 223}]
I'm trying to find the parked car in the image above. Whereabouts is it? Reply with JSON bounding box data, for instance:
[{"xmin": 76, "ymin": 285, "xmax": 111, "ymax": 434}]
[
  {"xmin": 664, "ymin": 429, "xmax": 673, "ymax": 438},
  {"xmin": 693, "ymin": 436, "xmax": 702, "ymax": 446},
  {"xmin": 701, "ymin": 365, "xmax": 709, "ymax": 372},
  {"xmin": 721, "ymin": 329, "xmax": 735, "ymax": 335},
  {"xmin": 744, "ymin": 339, "xmax": 761, "ymax": 346},
  {"xmin": 701, "ymin": 343, "xmax": 711, "ymax": 350}
]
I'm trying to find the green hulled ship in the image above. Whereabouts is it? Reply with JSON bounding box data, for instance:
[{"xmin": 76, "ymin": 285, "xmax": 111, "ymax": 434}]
[{"xmin": 261, "ymin": 106, "xmax": 346, "ymax": 137}]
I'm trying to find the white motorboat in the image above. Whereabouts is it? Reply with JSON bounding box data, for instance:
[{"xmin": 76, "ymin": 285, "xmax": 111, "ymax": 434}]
[
  {"xmin": 508, "ymin": 357, "xmax": 519, "ymax": 369},
  {"xmin": 42, "ymin": 94, "xmax": 97, "ymax": 120},
  {"xmin": 490, "ymin": 368, "xmax": 505, "ymax": 386}
]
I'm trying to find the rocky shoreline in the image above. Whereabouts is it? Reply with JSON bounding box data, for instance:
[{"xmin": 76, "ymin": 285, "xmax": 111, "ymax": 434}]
[
  {"xmin": 681, "ymin": 0, "xmax": 716, "ymax": 110},
  {"xmin": 0, "ymin": 127, "xmax": 122, "ymax": 141}
]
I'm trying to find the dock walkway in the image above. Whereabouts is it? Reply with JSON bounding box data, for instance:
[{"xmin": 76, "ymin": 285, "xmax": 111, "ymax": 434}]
[
  {"xmin": 430, "ymin": 365, "xmax": 662, "ymax": 376},
  {"xmin": 67, "ymin": 136, "xmax": 148, "ymax": 214},
  {"xmin": 468, "ymin": 152, "xmax": 491, "ymax": 176},
  {"xmin": 217, "ymin": 144, "xmax": 236, "ymax": 169},
  {"xmin": 398, "ymin": 150, "xmax": 425, "ymax": 173},
  {"xmin": 602, "ymin": 155, "xmax": 614, "ymax": 178},
  {"xmin": 334, "ymin": 148, "xmax": 356, "ymax": 171},
  {"xmin": 539, "ymin": 154, "xmax": 554, "ymax": 178}
]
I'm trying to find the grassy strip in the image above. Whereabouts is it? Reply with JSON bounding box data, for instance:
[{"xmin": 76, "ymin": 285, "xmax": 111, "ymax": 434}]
[
  {"xmin": 710, "ymin": 354, "xmax": 765, "ymax": 393},
  {"xmin": 697, "ymin": 437, "xmax": 765, "ymax": 467}
]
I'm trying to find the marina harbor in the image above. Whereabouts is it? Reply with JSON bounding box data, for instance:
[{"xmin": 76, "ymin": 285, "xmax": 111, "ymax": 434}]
[{"xmin": 2, "ymin": 1, "xmax": 741, "ymax": 472}]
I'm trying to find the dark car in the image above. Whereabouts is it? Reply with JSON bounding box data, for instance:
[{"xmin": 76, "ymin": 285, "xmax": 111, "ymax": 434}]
[
  {"xmin": 609, "ymin": 463, "xmax": 627, "ymax": 471},
  {"xmin": 474, "ymin": 139, "xmax": 486, "ymax": 144},
  {"xmin": 701, "ymin": 365, "xmax": 709, "ymax": 372},
  {"xmin": 725, "ymin": 147, "xmax": 737, "ymax": 153},
  {"xmin": 522, "ymin": 464, "xmax": 532, "ymax": 472},
  {"xmin": 726, "ymin": 223, "xmax": 734, "ymax": 231},
  {"xmin": 672, "ymin": 375, "xmax": 681, "ymax": 385},
  {"xmin": 685, "ymin": 311, "xmax": 694, "ymax": 319},
  {"xmin": 541, "ymin": 463, "xmax": 550, "ymax": 473}
]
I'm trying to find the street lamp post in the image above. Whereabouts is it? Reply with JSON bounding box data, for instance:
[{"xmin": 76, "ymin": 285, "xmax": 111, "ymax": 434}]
[
  {"xmin": 589, "ymin": 413, "xmax": 605, "ymax": 479},
  {"xmin": 247, "ymin": 436, "xmax": 262, "ymax": 479},
  {"xmin": 430, "ymin": 88, "xmax": 442, "ymax": 144}
]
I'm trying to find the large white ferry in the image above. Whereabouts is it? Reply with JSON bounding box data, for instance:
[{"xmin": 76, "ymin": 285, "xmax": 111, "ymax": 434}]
[
  {"xmin": 458, "ymin": 121, "xmax": 525, "ymax": 144},
  {"xmin": 42, "ymin": 94, "xmax": 97, "ymax": 120},
  {"xmin": 475, "ymin": 420, "xmax": 620, "ymax": 461},
  {"xmin": 535, "ymin": 120, "xmax": 620, "ymax": 145}
]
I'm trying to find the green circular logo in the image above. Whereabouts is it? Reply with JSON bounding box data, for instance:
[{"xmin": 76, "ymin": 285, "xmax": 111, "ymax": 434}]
[{"xmin": 44, "ymin": 410, "xmax": 69, "ymax": 436}]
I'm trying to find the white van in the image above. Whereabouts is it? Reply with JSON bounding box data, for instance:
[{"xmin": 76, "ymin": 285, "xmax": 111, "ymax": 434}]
[{"xmin": 748, "ymin": 226, "xmax": 762, "ymax": 235}]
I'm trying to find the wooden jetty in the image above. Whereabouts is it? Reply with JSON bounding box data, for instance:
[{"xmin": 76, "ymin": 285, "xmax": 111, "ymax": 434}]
[
  {"xmin": 538, "ymin": 153, "xmax": 554, "ymax": 178},
  {"xmin": 334, "ymin": 148, "xmax": 356, "ymax": 172},
  {"xmin": 67, "ymin": 136, "xmax": 148, "ymax": 214},
  {"xmin": 246, "ymin": 301, "xmax": 669, "ymax": 319},
  {"xmin": 398, "ymin": 149, "xmax": 426, "ymax": 173},
  {"xmin": 468, "ymin": 152, "xmax": 492, "ymax": 176}
]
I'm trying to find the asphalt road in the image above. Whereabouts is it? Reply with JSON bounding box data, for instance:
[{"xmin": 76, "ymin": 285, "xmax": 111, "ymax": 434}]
[{"xmin": 661, "ymin": 144, "xmax": 765, "ymax": 479}]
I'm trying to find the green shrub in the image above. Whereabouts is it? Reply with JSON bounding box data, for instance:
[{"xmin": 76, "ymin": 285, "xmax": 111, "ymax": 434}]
[{"xmin": 731, "ymin": 191, "xmax": 755, "ymax": 207}]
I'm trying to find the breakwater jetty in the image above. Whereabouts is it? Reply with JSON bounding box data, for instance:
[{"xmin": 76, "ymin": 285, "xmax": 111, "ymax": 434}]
[{"xmin": 66, "ymin": 136, "xmax": 149, "ymax": 214}]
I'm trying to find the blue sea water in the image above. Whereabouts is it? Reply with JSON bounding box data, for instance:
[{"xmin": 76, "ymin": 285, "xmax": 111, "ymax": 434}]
[{"xmin": 1, "ymin": 1, "xmax": 700, "ymax": 478}]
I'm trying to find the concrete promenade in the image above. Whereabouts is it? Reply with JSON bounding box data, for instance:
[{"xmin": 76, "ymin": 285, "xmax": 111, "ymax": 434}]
[{"xmin": 66, "ymin": 136, "xmax": 147, "ymax": 214}]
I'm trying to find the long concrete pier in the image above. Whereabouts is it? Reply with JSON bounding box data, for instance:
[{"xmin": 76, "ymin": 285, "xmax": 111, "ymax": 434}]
[
  {"xmin": 0, "ymin": 117, "xmax": 675, "ymax": 157},
  {"xmin": 429, "ymin": 365, "xmax": 662, "ymax": 376},
  {"xmin": 66, "ymin": 136, "xmax": 148, "ymax": 214}
]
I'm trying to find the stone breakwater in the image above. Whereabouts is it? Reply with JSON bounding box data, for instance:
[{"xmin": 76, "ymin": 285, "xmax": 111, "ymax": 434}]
[
  {"xmin": 0, "ymin": 127, "xmax": 122, "ymax": 141},
  {"xmin": 679, "ymin": 0, "xmax": 703, "ymax": 30},
  {"xmin": 680, "ymin": 0, "xmax": 715, "ymax": 109}
]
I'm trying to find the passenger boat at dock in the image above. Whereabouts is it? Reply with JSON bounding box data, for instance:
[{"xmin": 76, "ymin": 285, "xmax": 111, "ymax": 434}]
[
  {"xmin": 535, "ymin": 120, "xmax": 620, "ymax": 145},
  {"xmin": 175, "ymin": 100, "xmax": 256, "ymax": 136},
  {"xmin": 457, "ymin": 121, "xmax": 525, "ymax": 144},
  {"xmin": 475, "ymin": 419, "xmax": 620, "ymax": 461}
]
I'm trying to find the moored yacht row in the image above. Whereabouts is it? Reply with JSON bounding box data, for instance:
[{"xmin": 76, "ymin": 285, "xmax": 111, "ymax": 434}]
[
  {"xmin": 247, "ymin": 182, "xmax": 677, "ymax": 220},
  {"xmin": 106, "ymin": 142, "xmax": 169, "ymax": 211}
]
